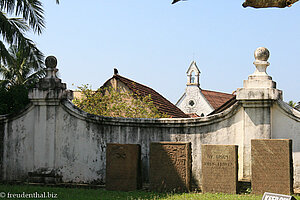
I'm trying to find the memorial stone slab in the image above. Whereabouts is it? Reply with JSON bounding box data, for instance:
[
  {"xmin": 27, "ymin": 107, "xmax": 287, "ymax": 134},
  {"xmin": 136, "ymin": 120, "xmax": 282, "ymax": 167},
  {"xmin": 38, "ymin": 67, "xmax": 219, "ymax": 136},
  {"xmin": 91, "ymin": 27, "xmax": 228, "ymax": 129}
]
[
  {"xmin": 106, "ymin": 143, "xmax": 142, "ymax": 191},
  {"xmin": 251, "ymin": 139, "xmax": 293, "ymax": 195},
  {"xmin": 149, "ymin": 142, "xmax": 191, "ymax": 192},
  {"xmin": 201, "ymin": 144, "xmax": 238, "ymax": 194}
]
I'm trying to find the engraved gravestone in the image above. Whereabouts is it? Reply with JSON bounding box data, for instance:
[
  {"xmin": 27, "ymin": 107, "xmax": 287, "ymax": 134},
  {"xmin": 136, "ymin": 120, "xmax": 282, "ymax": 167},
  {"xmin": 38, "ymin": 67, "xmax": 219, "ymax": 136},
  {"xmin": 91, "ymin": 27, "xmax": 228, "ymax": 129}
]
[
  {"xmin": 251, "ymin": 139, "xmax": 293, "ymax": 195},
  {"xmin": 201, "ymin": 145, "xmax": 238, "ymax": 194},
  {"xmin": 106, "ymin": 143, "xmax": 142, "ymax": 191},
  {"xmin": 149, "ymin": 142, "xmax": 191, "ymax": 192}
]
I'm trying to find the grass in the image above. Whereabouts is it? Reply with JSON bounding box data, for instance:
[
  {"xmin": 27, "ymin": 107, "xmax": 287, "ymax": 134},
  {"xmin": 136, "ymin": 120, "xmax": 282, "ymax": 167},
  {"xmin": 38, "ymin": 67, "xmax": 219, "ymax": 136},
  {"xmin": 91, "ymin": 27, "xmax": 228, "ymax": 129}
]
[{"xmin": 0, "ymin": 184, "xmax": 298, "ymax": 200}]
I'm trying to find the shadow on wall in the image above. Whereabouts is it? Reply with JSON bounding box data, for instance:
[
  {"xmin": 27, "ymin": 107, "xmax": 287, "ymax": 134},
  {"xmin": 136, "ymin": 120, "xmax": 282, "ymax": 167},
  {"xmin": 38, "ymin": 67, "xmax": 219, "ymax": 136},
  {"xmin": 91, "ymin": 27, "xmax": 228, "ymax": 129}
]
[{"xmin": 244, "ymin": 106, "xmax": 270, "ymax": 126}]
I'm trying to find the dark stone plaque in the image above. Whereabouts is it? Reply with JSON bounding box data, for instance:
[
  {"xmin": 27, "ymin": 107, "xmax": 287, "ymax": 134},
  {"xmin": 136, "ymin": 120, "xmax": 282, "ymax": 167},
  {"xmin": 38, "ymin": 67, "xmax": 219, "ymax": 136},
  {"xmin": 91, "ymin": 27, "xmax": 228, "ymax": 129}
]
[
  {"xmin": 149, "ymin": 142, "xmax": 191, "ymax": 192},
  {"xmin": 201, "ymin": 145, "xmax": 238, "ymax": 194},
  {"xmin": 106, "ymin": 143, "xmax": 142, "ymax": 191},
  {"xmin": 251, "ymin": 139, "xmax": 293, "ymax": 195}
]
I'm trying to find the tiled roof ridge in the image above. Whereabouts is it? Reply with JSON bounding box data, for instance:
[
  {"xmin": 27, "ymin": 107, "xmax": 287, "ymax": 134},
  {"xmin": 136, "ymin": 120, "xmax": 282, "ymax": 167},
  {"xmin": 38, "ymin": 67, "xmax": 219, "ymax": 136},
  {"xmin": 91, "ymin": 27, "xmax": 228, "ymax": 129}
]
[
  {"xmin": 113, "ymin": 75, "xmax": 188, "ymax": 118},
  {"xmin": 201, "ymin": 88, "xmax": 234, "ymax": 96},
  {"xmin": 201, "ymin": 88, "xmax": 235, "ymax": 110},
  {"xmin": 114, "ymin": 75, "xmax": 157, "ymax": 95},
  {"xmin": 115, "ymin": 75, "xmax": 170, "ymax": 102},
  {"xmin": 208, "ymin": 96, "xmax": 237, "ymax": 115}
]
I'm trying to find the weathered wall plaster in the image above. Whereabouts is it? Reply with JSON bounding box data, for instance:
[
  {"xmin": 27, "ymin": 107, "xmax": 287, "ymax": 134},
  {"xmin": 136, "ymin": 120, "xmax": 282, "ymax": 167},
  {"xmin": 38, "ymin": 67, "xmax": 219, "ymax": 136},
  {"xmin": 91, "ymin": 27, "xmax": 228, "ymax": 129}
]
[{"xmin": 0, "ymin": 100, "xmax": 245, "ymax": 187}]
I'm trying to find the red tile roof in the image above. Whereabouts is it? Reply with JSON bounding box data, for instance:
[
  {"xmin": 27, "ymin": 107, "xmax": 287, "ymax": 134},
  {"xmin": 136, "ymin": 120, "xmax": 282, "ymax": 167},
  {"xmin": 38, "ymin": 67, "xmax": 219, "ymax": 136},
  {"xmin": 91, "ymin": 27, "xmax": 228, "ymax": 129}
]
[
  {"xmin": 103, "ymin": 75, "xmax": 189, "ymax": 118},
  {"xmin": 186, "ymin": 113, "xmax": 200, "ymax": 118},
  {"xmin": 201, "ymin": 89, "xmax": 235, "ymax": 110},
  {"xmin": 208, "ymin": 96, "xmax": 237, "ymax": 115}
]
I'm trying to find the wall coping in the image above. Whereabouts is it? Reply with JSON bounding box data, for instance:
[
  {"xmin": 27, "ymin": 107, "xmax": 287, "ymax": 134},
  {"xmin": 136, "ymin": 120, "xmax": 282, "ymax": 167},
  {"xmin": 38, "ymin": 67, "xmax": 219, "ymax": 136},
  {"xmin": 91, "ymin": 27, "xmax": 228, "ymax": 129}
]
[
  {"xmin": 61, "ymin": 99, "xmax": 242, "ymax": 127},
  {"xmin": 274, "ymin": 100, "xmax": 300, "ymax": 122}
]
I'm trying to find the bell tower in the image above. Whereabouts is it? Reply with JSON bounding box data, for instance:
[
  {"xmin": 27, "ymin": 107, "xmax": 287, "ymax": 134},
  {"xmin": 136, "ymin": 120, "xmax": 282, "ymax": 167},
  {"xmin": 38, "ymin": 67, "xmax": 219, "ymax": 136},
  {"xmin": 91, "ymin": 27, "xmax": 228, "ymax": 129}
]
[
  {"xmin": 176, "ymin": 61, "xmax": 214, "ymax": 117},
  {"xmin": 186, "ymin": 61, "xmax": 200, "ymax": 86}
]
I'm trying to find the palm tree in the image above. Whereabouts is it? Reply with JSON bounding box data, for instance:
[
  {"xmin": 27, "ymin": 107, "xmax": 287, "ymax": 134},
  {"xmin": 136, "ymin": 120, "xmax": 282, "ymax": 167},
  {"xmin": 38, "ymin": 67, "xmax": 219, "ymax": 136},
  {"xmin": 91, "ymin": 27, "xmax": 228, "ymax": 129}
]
[
  {"xmin": 0, "ymin": 0, "xmax": 59, "ymax": 65},
  {"xmin": 0, "ymin": 44, "xmax": 45, "ymax": 89}
]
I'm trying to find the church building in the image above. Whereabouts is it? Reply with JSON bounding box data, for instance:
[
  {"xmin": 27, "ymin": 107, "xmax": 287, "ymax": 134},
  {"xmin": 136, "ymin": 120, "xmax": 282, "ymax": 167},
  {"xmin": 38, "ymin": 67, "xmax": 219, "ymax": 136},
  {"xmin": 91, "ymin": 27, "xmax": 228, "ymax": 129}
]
[{"xmin": 176, "ymin": 61, "xmax": 235, "ymax": 117}]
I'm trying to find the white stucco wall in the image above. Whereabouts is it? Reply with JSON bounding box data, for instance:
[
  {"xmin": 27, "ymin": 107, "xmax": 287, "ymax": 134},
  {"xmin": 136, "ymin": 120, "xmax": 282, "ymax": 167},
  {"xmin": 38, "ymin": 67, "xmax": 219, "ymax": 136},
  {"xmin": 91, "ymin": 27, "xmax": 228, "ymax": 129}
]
[
  {"xmin": 1, "ymin": 100, "xmax": 247, "ymax": 187},
  {"xmin": 2, "ymin": 107, "xmax": 35, "ymax": 181},
  {"xmin": 1, "ymin": 96, "xmax": 300, "ymax": 188}
]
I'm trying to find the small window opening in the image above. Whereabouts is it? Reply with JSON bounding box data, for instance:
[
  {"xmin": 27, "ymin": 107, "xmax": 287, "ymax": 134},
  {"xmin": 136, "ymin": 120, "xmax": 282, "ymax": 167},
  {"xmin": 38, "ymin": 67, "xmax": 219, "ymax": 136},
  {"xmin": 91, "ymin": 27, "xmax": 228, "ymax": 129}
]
[
  {"xmin": 191, "ymin": 71, "xmax": 195, "ymax": 83},
  {"xmin": 189, "ymin": 100, "xmax": 195, "ymax": 106}
]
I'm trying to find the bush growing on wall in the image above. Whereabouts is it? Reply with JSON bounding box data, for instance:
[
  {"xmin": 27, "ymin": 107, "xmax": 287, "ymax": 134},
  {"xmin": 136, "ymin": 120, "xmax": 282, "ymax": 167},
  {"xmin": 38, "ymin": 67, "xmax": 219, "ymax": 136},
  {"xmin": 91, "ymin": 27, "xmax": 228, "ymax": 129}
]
[{"xmin": 73, "ymin": 85, "xmax": 169, "ymax": 118}]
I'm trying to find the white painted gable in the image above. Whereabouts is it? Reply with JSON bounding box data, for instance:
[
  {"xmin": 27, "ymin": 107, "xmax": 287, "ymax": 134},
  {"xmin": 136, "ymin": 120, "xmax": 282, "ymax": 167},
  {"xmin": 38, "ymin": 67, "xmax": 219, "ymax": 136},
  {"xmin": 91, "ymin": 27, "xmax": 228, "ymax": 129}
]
[{"xmin": 176, "ymin": 61, "xmax": 214, "ymax": 116}]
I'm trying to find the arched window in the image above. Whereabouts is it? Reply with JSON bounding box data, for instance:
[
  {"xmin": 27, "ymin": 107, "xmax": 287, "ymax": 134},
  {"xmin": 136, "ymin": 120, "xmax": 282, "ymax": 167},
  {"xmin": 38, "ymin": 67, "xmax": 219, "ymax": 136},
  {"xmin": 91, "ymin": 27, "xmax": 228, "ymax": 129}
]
[{"xmin": 191, "ymin": 71, "xmax": 195, "ymax": 83}]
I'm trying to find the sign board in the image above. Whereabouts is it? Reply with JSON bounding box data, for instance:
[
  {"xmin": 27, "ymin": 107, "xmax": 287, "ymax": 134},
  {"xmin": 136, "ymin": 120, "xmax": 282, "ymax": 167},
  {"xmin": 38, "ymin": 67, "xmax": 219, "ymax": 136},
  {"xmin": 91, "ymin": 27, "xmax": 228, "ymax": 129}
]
[{"xmin": 262, "ymin": 192, "xmax": 296, "ymax": 200}]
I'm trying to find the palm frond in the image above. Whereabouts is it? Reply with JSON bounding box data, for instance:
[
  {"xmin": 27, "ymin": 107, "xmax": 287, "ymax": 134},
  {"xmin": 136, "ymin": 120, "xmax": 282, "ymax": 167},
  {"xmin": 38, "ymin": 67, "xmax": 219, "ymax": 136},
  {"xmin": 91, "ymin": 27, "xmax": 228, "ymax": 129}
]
[
  {"xmin": 0, "ymin": 11, "xmax": 43, "ymax": 68},
  {"xmin": 23, "ymin": 40, "xmax": 44, "ymax": 70},
  {"xmin": 0, "ymin": 40, "xmax": 13, "ymax": 65},
  {"xmin": 0, "ymin": 0, "xmax": 45, "ymax": 34},
  {"xmin": 0, "ymin": 64, "xmax": 10, "ymax": 77},
  {"xmin": 0, "ymin": 63, "xmax": 15, "ymax": 87},
  {"xmin": 15, "ymin": 0, "xmax": 45, "ymax": 34},
  {"xmin": 0, "ymin": 0, "xmax": 16, "ymax": 14},
  {"xmin": 10, "ymin": 16, "xmax": 29, "ymax": 32},
  {"xmin": 0, "ymin": 12, "xmax": 29, "ymax": 45},
  {"xmin": 24, "ymin": 67, "xmax": 45, "ymax": 83}
]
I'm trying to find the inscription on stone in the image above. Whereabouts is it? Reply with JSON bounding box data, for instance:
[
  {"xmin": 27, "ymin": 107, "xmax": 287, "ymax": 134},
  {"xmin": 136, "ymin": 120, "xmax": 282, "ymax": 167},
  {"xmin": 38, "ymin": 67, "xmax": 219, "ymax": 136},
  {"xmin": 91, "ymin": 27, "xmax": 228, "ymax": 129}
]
[
  {"xmin": 201, "ymin": 144, "xmax": 238, "ymax": 194},
  {"xmin": 251, "ymin": 139, "xmax": 293, "ymax": 195},
  {"xmin": 106, "ymin": 143, "xmax": 141, "ymax": 191},
  {"xmin": 149, "ymin": 142, "xmax": 191, "ymax": 192}
]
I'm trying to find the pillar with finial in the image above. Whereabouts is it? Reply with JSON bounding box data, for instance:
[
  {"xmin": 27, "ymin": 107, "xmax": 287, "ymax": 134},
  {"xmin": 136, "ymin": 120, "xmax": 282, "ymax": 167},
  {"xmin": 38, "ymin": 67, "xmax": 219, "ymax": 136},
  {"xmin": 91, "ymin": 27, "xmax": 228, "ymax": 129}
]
[
  {"xmin": 27, "ymin": 56, "xmax": 73, "ymax": 173},
  {"xmin": 236, "ymin": 47, "xmax": 282, "ymax": 101},
  {"xmin": 28, "ymin": 56, "xmax": 73, "ymax": 104},
  {"xmin": 236, "ymin": 47, "xmax": 283, "ymax": 182}
]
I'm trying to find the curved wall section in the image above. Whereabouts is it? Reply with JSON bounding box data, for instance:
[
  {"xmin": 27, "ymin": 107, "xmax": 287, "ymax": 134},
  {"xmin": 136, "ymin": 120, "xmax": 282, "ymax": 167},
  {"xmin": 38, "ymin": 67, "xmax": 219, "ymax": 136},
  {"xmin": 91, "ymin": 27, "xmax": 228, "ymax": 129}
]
[
  {"xmin": 4, "ymin": 99, "xmax": 300, "ymax": 187},
  {"xmin": 0, "ymin": 100, "xmax": 244, "ymax": 187}
]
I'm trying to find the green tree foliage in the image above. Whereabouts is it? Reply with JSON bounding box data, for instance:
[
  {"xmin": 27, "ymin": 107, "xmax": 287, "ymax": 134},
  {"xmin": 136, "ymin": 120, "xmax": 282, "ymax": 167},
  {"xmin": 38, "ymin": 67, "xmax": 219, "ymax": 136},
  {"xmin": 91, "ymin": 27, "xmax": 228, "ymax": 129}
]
[
  {"xmin": 0, "ymin": 84, "xmax": 29, "ymax": 115},
  {"xmin": 73, "ymin": 85, "xmax": 169, "ymax": 118},
  {"xmin": 0, "ymin": 44, "xmax": 45, "ymax": 115},
  {"xmin": 0, "ymin": 45, "xmax": 45, "ymax": 89},
  {"xmin": 288, "ymin": 100, "xmax": 297, "ymax": 108},
  {"xmin": 0, "ymin": 0, "xmax": 59, "ymax": 115}
]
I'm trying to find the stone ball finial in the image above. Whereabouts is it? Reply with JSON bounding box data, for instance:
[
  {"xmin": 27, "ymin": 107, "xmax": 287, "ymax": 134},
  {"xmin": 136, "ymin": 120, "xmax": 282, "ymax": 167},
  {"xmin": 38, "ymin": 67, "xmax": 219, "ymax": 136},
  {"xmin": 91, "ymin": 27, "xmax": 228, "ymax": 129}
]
[
  {"xmin": 45, "ymin": 56, "xmax": 57, "ymax": 68},
  {"xmin": 254, "ymin": 47, "xmax": 270, "ymax": 61}
]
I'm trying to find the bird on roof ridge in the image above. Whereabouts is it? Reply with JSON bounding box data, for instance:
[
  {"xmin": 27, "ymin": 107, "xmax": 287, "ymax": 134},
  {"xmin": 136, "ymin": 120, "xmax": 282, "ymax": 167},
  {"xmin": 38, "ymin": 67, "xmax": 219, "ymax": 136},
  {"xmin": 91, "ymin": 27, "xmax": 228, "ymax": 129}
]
[{"xmin": 114, "ymin": 68, "xmax": 119, "ymax": 75}]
